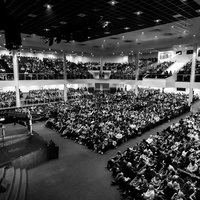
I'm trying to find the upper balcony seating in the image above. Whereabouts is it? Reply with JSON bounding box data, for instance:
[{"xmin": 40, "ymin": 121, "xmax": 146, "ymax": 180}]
[
  {"xmin": 84, "ymin": 62, "xmax": 100, "ymax": 70},
  {"xmin": 144, "ymin": 61, "xmax": 174, "ymax": 79},
  {"xmin": 66, "ymin": 62, "xmax": 93, "ymax": 79},
  {"xmin": 109, "ymin": 58, "xmax": 158, "ymax": 80},
  {"xmin": 177, "ymin": 60, "xmax": 200, "ymax": 82}
]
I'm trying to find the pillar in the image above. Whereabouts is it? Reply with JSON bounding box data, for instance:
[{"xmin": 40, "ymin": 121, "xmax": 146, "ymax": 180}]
[
  {"xmin": 13, "ymin": 50, "xmax": 20, "ymax": 107},
  {"xmin": 63, "ymin": 51, "xmax": 68, "ymax": 102},
  {"xmin": 100, "ymin": 56, "xmax": 103, "ymax": 71},
  {"xmin": 188, "ymin": 43, "xmax": 198, "ymax": 106},
  {"xmin": 135, "ymin": 50, "xmax": 139, "ymax": 95}
]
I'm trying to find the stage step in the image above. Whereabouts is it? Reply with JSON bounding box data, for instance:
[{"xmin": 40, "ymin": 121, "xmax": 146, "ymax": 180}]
[
  {"xmin": 17, "ymin": 169, "xmax": 27, "ymax": 200},
  {"xmin": 0, "ymin": 167, "xmax": 27, "ymax": 200},
  {"xmin": 8, "ymin": 168, "xmax": 20, "ymax": 200}
]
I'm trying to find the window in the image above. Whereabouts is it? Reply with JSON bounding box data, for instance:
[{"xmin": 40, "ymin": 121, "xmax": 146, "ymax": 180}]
[
  {"xmin": 177, "ymin": 87, "xmax": 186, "ymax": 91},
  {"xmin": 186, "ymin": 50, "xmax": 193, "ymax": 54}
]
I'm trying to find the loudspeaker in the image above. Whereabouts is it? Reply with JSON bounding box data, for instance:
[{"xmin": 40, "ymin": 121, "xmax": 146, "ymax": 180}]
[
  {"xmin": 5, "ymin": 15, "xmax": 21, "ymax": 50},
  {"xmin": 0, "ymin": 178, "xmax": 9, "ymax": 193},
  {"xmin": 47, "ymin": 145, "xmax": 59, "ymax": 160}
]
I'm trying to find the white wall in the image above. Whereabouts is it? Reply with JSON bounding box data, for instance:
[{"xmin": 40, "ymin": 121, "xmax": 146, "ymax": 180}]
[
  {"xmin": 158, "ymin": 47, "xmax": 200, "ymax": 64},
  {"xmin": 19, "ymin": 84, "xmax": 64, "ymax": 93},
  {"xmin": 102, "ymin": 55, "xmax": 128, "ymax": 65}
]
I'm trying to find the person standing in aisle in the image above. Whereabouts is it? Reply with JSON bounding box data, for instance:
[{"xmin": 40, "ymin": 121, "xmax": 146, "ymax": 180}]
[{"xmin": 26, "ymin": 110, "xmax": 33, "ymax": 135}]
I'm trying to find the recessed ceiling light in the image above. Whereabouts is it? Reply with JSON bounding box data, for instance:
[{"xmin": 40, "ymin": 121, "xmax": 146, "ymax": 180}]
[
  {"xmin": 195, "ymin": 9, "xmax": 200, "ymax": 13},
  {"xmin": 59, "ymin": 21, "xmax": 67, "ymax": 24},
  {"xmin": 142, "ymin": 32, "xmax": 144, "ymax": 34},
  {"xmin": 118, "ymin": 17, "xmax": 126, "ymax": 20},
  {"xmin": 154, "ymin": 19, "xmax": 161, "ymax": 23},
  {"xmin": 134, "ymin": 11, "xmax": 143, "ymax": 15},
  {"xmin": 171, "ymin": 26, "xmax": 174, "ymax": 28},
  {"xmin": 155, "ymin": 36, "xmax": 158, "ymax": 38},
  {"xmin": 193, "ymin": 35, "xmax": 196, "ymax": 37},
  {"xmin": 92, "ymin": 8, "xmax": 100, "ymax": 12},
  {"xmin": 77, "ymin": 13, "xmax": 87, "ymax": 17},
  {"xmin": 137, "ymin": 24, "xmax": 145, "ymax": 27},
  {"xmin": 124, "ymin": 27, "xmax": 130, "ymax": 30},
  {"xmin": 173, "ymin": 14, "xmax": 182, "ymax": 18},
  {"xmin": 28, "ymin": 14, "xmax": 37, "ymax": 18},
  {"xmin": 108, "ymin": 0, "xmax": 119, "ymax": 5},
  {"xmin": 44, "ymin": 4, "xmax": 53, "ymax": 9}
]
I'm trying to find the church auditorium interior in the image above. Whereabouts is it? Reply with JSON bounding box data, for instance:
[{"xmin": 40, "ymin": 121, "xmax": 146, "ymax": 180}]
[{"xmin": 1, "ymin": 0, "xmax": 200, "ymax": 200}]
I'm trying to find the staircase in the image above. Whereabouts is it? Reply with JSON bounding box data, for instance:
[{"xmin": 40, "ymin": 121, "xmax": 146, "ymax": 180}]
[
  {"xmin": 165, "ymin": 62, "xmax": 186, "ymax": 74},
  {"xmin": 0, "ymin": 166, "xmax": 27, "ymax": 200}
]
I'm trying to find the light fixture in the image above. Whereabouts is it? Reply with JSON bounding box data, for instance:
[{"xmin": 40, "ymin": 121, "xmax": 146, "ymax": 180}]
[
  {"xmin": 134, "ymin": 11, "xmax": 143, "ymax": 15},
  {"xmin": 108, "ymin": 0, "xmax": 119, "ymax": 6},
  {"xmin": 154, "ymin": 19, "xmax": 161, "ymax": 23},
  {"xmin": 124, "ymin": 27, "xmax": 130, "ymax": 30},
  {"xmin": 142, "ymin": 32, "xmax": 144, "ymax": 34}
]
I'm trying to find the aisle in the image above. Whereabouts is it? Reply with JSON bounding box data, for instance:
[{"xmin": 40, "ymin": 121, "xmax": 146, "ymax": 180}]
[{"xmin": 27, "ymin": 111, "xmax": 192, "ymax": 200}]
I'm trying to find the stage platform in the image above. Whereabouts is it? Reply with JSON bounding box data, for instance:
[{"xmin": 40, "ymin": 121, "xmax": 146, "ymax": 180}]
[{"xmin": 0, "ymin": 123, "xmax": 48, "ymax": 169}]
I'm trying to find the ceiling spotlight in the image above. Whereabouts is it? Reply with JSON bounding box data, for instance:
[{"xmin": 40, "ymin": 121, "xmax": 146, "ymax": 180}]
[
  {"xmin": 154, "ymin": 19, "xmax": 161, "ymax": 23},
  {"xmin": 134, "ymin": 11, "xmax": 143, "ymax": 15},
  {"xmin": 108, "ymin": 0, "xmax": 119, "ymax": 5},
  {"xmin": 124, "ymin": 27, "xmax": 130, "ymax": 30}
]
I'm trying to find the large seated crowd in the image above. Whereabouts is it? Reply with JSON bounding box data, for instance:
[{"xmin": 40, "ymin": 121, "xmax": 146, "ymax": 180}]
[
  {"xmin": 45, "ymin": 89, "xmax": 195, "ymax": 154},
  {"xmin": 107, "ymin": 111, "xmax": 200, "ymax": 200},
  {"xmin": 24, "ymin": 89, "xmax": 63, "ymax": 104}
]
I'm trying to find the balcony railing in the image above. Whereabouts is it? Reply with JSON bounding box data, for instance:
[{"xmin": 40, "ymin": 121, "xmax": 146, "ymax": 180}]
[
  {"xmin": 145, "ymin": 74, "xmax": 172, "ymax": 79},
  {"xmin": 0, "ymin": 73, "xmax": 14, "ymax": 81},
  {"xmin": 19, "ymin": 73, "xmax": 64, "ymax": 80}
]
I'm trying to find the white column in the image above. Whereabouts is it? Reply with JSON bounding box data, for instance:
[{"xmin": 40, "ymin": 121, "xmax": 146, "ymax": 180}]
[
  {"xmin": 100, "ymin": 56, "xmax": 103, "ymax": 71},
  {"xmin": 135, "ymin": 50, "xmax": 139, "ymax": 95},
  {"xmin": 13, "ymin": 50, "xmax": 20, "ymax": 107},
  {"xmin": 63, "ymin": 51, "xmax": 68, "ymax": 102},
  {"xmin": 188, "ymin": 43, "xmax": 198, "ymax": 106}
]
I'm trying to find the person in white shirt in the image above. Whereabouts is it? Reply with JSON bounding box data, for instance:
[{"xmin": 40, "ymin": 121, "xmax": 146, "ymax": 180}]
[{"xmin": 142, "ymin": 184, "xmax": 156, "ymax": 200}]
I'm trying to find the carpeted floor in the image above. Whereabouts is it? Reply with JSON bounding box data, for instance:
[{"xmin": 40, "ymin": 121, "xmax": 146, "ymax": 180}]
[{"xmin": 26, "ymin": 101, "xmax": 200, "ymax": 200}]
